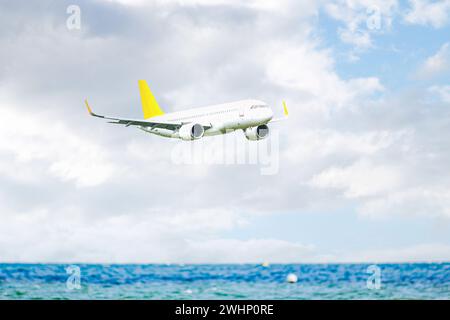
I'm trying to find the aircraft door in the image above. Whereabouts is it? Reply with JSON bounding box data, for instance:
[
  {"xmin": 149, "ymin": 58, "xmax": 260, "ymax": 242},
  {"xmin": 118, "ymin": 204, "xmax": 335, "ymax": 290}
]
[{"xmin": 239, "ymin": 106, "xmax": 245, "ymax": 117}]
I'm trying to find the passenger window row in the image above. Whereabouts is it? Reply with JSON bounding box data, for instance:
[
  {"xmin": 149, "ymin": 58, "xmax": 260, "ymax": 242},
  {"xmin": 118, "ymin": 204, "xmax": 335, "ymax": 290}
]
[{"xmin": 170, "ymin": 108, "xmax": 237, "ymax": 121}]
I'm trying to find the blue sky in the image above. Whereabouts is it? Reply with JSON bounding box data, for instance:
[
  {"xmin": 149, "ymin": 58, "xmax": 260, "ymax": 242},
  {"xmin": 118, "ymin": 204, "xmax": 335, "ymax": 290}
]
[
  {"xmin": 0, "ymin": 0, "xmax": 449, "ymax": 263},
  {"xmin": 333, "ymin": 24, "xmax": 448, "ymax": 88},
  {"xmin": 223, "ymin": 209, "xmax": 450, "ymax": 253}
]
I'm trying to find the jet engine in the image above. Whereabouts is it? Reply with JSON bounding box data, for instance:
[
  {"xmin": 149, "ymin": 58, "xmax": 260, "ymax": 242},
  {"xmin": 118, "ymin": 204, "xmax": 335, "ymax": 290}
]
[
  {"xmin": 244, "ymin": 124, "xmax": 269, "ymax": 141},
  {"xmin": 179, "ymin": 123, "xmax": 205, "ymax": 141}
]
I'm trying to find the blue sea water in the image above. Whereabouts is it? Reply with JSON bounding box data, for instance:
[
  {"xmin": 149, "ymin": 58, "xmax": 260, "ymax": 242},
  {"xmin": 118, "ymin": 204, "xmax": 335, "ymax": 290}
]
[{"xmin": 0, "ymin": 263, "xmax": 449, "ymax": 299}]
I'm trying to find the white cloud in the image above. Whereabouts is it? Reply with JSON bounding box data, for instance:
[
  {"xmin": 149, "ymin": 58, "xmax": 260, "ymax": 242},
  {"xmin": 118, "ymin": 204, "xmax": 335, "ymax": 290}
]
[
  {"xmin": 310, "ymin": 159, "xmax": 402, "ymax": 198},
  {"xmin": 2, "ymin": 204, "xmax": 447, "ymax": 263},
  {"xmin": 360, "ymin": 187, "xmax": 450, "ymax": 218},
  {"xmin": 0, "ymin": 98, "xmax": 119, "ymax": 187},
  {"xmin": 284, "ymin": 129, "xmax": 408, "ymax": 166},
  {"xmin": 334, "ymin": 243, "xmax": 450, "ymax": 263},
  {"xmin": 265, "ymin": 41, "xmax": 383, "ymax": 108},
  {"xmin": 106, "ymin": 0, "xmax": 305, "ymax": 13},
  {"xmin": 404, "ymin": 0, "xmax": 450, "ymax": 28},
  {"xmin": 186, "ymin": 239, "xmax": 316, "ymax": 263},
  {"xmin": 338, "ymin": 28, "xmax": 372, "ymax": 48},
  {"xmin": 428, "ymin": 85, "xmax": 450, "ymax": 103},
  {"xmin": 416, "ymin": 42, "xmax": 450, "ymax": 79},
  {"xmin": 0, "ymin": 203, "xmax": 315, "ymax": 263},
  {"xmin": 325, "ymin": 0, "xmax": 398, "ymax": 50}
]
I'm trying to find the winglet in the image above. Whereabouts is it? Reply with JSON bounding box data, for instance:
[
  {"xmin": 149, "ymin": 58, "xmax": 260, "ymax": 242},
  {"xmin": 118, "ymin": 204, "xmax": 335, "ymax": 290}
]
[
  {"xmin": 282, "ymin": 100, "xmax": 289, "ymax": 117},
  {"xmin": 84, "ymin": 99, "xmax": 104, "ymax": 118},
  {"xmin": 85, "ymin": 99, "xmax": 94, "ymax": 115}
]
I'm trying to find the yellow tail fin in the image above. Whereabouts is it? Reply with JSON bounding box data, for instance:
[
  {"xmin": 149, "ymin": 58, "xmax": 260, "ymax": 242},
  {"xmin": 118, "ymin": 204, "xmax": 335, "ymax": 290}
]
[{"xmin": 138, "ymin": 80, "xmax": 164, "ymax": 119}]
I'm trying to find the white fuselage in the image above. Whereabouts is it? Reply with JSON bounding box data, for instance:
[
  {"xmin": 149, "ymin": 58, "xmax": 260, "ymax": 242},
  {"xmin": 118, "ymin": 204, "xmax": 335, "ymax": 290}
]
[{"xmin": 140, "ymin": 99, "xmax": 273, "ymax": 138}]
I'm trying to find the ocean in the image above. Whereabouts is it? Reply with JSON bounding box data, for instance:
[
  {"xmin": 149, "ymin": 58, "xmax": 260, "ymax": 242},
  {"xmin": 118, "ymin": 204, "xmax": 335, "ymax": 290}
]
[{"xmin": 0, "ymin": 263, "xmax": 449, "ymax": 299}]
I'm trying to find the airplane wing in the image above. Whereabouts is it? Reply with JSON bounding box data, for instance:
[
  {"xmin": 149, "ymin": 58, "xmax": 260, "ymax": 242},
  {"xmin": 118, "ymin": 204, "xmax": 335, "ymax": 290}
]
[
  {"xmin": 85, "ymin": 100, "xmax": 207, "ymax": 131},
  {"xmin": 270, "ymin": 101, "xmax": 289, "ymax": 123}
]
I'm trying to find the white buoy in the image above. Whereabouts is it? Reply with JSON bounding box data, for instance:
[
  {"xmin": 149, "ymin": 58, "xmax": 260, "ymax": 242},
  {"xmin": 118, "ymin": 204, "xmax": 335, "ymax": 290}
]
[{"xmin": 286, "ymin": 273, "xmax": 298, "ymax": 283}]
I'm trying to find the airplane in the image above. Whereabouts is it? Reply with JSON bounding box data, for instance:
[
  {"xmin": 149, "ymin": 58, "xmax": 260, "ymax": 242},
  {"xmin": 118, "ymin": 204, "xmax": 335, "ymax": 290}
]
[{"xmin": 85, "ymin": 80, "xmax": 288, "ymax": 141}]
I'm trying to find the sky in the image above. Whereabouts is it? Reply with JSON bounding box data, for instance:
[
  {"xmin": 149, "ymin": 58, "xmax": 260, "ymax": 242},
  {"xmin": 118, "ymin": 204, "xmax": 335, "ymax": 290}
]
[{"xmin": 0, "ymin": 0, "xmax": 449, "ymax": 263}]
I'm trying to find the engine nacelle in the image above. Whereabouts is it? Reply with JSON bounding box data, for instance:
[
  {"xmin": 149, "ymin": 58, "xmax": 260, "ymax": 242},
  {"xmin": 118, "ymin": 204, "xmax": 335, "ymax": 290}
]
[
  {"xmin": 244, "ymin": 124, "xmax": 269, "ymax": 141},
  {"xmin": 179, "ymin": 123, "xmax": 205, "ymax": 141}
]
